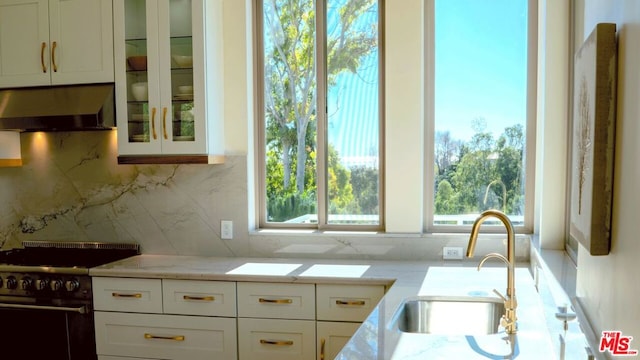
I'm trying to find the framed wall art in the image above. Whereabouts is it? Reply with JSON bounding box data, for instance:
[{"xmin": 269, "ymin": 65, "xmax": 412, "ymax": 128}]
[{"xmin": 569, "ymin": 23, "xmax": 617, "ymax": 256}]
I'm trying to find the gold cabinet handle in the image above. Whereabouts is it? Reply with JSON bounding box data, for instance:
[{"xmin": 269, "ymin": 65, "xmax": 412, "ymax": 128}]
[
  {"xmin": 162, "ymin": 107, "xmax": 168, "ymax": 139},
  {"xmin": 51, "ymin": 41, "xmax": 58, "ymax": 72},
  {"xmin": 111, "ymin": 292, "xmax": 142, "ymax": 298},
  {"xmin": 320, "ymin": 338, "xmax": 326, "ymax": 360},
  {"xmin": 183, "ymin": 295, "xmax": 215, "ymax": 301},
  {"xmin": 336, "ymin": 300, "xmax": 366, "ymax": 306},
  {"xmin": 144, "ymin": 333, "xmax": 185, "ymax": 342},
  {"xmin": 151, "ymin": 107, "xmax": 157, "ymax": 139},
  {"xmin": 260, "ymin": 339, "xmax": 294, "ymax": 346},
  {"xmin": 40, "ymin": 42, "xmax": 47, "ymax": 73},
  {"xmin": 259, "ymin": 298, "xmax": 293, "ymax": 304}
]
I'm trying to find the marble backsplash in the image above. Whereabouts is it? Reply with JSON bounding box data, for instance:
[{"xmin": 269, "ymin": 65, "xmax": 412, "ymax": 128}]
[
  {"xmin": 0, "ymin": 131, "xmax": 530, "ymax": 262},
  {"xmin": 0, "ymin": 131, "xmax": 248, "ymax": 256}
]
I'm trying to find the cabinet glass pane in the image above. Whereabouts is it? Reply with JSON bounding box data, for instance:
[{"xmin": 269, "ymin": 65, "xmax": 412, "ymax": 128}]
[
  {"xmin": 124, "ymin": 0, "xmax": 150, "ymax": 143},
  {"xmin": 169, "ymin": 0, "xmax": 194, "ymax": 142}
]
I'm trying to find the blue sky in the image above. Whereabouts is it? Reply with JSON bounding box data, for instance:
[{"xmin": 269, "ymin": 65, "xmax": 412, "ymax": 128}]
[
  {"xmin": 321, "ymin": 0, "xmax": 529, "ymax": 165},
  {"xmin": 435, "ymin": 0, "xmax": 528, "ymax": 141}
]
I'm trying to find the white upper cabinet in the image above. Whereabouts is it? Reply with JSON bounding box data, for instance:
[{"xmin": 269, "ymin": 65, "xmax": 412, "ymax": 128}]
[
  {"xmin": 113, "ymin": 0, "xmax": 224, "ymax": 164},
  {"xmin": 0, "ymin": 0, "xmax": 114, "ymax": 88}
]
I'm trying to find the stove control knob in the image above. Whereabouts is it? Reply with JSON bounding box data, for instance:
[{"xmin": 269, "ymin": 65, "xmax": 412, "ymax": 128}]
[
  {"xmin": 20, "ymin": 277, "xmax": 33, "ymax": 290},
  {"xmin": 50, "ymin": 279, "xmax": 63, "ymax": 291},
  {"xmin": 35, "ymin": 279, "xmax": 50, "ymax": 291},
  {"xmin": 65, "ymin": 279, "xmax": 80, "ymax": 292},
  {"xmin": 5, "ymin": 276, "xmax": 17, "ymax": 290}
]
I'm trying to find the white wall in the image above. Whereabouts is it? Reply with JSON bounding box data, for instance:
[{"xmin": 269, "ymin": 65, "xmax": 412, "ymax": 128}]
[
  {"xmin": 575, "ymin": 0, "xmax": 640, "ymax": 345},
  {"xmin": 535, "ymin": 0, "xmax": 571, "ymax": 250}
]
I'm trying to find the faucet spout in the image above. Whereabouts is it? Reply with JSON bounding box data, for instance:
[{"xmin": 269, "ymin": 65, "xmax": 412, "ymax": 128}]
[{"xmin": 466, "ymin": 209, "xmax": 517, "ymax": 334}]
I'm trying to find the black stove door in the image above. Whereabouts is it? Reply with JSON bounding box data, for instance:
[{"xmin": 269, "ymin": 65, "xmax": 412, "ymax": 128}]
[{"xmin": 0, "ymin": 305, "xmax": 96, "ymax": 360}]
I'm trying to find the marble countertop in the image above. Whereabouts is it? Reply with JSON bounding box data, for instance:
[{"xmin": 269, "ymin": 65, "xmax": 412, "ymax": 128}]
[{"xmin": 90, "ymin": 255, "xmax": 583, "ymax": 359}]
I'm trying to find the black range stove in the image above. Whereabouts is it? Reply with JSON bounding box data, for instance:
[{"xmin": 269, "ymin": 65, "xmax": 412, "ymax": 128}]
[
  {"xmin": 0, "ymin": 241, "xmax": 139, "ymax": 299},
  {"xmin": 0, "ymin": 241, "xmax": 139, "ymax": 360}
]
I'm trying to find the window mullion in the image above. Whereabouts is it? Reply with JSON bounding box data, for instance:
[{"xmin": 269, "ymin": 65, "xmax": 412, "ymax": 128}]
[{"xmin": 316, "ymin": 0, "xmax": 328, "ymax": 228}]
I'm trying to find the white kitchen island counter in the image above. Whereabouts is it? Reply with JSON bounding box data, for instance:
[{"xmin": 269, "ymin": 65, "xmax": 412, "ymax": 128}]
[{"xmin": 90, "ymin": 255, "xmax": 587, "ymax": 359}]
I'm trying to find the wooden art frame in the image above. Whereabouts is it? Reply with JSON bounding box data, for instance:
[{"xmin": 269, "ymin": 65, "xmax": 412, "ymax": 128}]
[{"xmin": 569, "ymin": 23, "xmax": 617, "ymax": 255}]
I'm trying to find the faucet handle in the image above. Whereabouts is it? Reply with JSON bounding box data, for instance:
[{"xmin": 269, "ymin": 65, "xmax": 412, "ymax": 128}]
[
  {"xmin": 492, "ymin": 289, "xmax": 508, "ymax": 302},
  {"xmin": 500, "ymin": 314, "xmax": 516, "ymax": 329}
]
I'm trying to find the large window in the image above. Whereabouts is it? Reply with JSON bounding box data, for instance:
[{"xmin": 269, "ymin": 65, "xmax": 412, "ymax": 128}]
[
  {"xmin": 427, "ymin": 0, "xmax": 536, "ymax": 232},
  {"xmin": 255, "ymin": 0, "xmax": 383, "ymax": 229}
]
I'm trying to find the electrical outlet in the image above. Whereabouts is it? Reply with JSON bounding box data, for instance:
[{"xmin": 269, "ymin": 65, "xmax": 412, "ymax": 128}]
[
  {"xmin": 443, "ymin": 246, "xmax": 463, "ymax": 260},
  {"xmin": 221, "ymin": 220, "xmax": 233, "ymax": 239}
]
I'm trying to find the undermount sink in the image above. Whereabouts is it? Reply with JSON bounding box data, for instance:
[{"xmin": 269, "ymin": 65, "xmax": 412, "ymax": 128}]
[{"xmin": 393, "ymin": 296, "xmax": 504, "ymax": 335}]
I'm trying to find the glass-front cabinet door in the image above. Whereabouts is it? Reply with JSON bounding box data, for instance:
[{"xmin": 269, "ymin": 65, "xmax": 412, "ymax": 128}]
[
  {"xmin": 160, "ymin": 0, "xmax": 202, "ymax": 153},
  {"xmin": 114, "ymin": 0, "xmax": 207, "ymax": 157},
  {"xmin": 121, "ymin": 0, "xmax": 155, "ymax": 151}
]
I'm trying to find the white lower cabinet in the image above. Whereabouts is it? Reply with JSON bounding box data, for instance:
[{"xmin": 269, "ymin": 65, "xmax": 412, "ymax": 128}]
[
  {"xmin": 93, "ymin": 276, "xmax": 386, "ymax": 360},
  {"xmin": 237, "ymin": 282, "xmax": 317, "ymax": 360},
  {"xmin": 237, "ymin": 282, "xmax": 316, "ymax": 319},
  {"xmin": 316, "ymin": 284, "xmax": 385, "ymax": 359},
  {"xmin": 238, "ymin": 318, "xmax": 316, "ymax": 360},
  {"xmin": 317, "ymin": 322, "xmax": 361, "ymax": 360},
  {"xmin": 92, "ymin": 277, "xmax": 237, "ymax": 360},
  {"xmin": 95, "ymin": 312, "xmax": 236, "ymax": 360}
]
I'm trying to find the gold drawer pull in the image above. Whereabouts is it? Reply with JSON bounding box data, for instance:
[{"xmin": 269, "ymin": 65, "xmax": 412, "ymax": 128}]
[
  {"xmin": 112, "ymin": 292, "xmax": 142, "ymax": 298},
  {"xmin": 144, "ymin": 333, "xmax": 185, "ymax": 342},
  {"xmin": 151, "ymin": 107, "xmax": 157, "ymax": 139},
  {"xmin": 260, "ymin": 339, "xmax": 294, "ymax": 346},
  {"xmin": 162, "ymin": 107, "xmax": 168, "ymax": 139},
  {"xmin": 183, "ymin": 295, "xmax": 215, "ymax": 301},
  {"xmin": 336, "ymin": 300, "xmax": 366, "ymax": 306},
  {"xmin": 51, "ymin": 41, "xmax": 58, "ymax": 72},
  {"xmin": 259, "ymin": 298, "xmax": 293, "ymax": 304},
  {"xmin": 40, "ymin": 42, "xmax": 47, "ymax": 73}
]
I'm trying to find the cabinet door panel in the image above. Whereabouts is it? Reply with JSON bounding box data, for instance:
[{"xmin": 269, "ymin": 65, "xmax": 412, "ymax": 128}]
[
  {"xmin": 95, "ymin": 311, "xmax": 237, "ymax": 360},
  {"xmin": 316, "ymin": 284, "xmax": 384, "ymax": 322},
  {"xmin": 49, "ymin": 0, "xmax": 114, "ymax": 84},
  {"xmin": 238, "ymin": 318, "xmax": 315, "ymax": 360},
  {"xmin": 237, "ymin": 282, "xmax": 315, "ymax": 320},
  {"xmin": 317, "ymin": 321, "xmax": 360, "ymax": 360},
  {"xmin": 92, "ymin": 277, "xmax": 163, "ymax": 313},
  {"xmin": 0, "ymin": 0, "xmax": 50, "ymax": 87},
  {"xmin": 163, "ymin": 279, "xmax": 236, "ymax": 317}
]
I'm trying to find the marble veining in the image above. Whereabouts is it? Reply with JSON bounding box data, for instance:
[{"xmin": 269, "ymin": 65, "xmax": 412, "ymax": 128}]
[{"xmin": 0, "ymin": 132, "xmax": 246, "ymax": 256}]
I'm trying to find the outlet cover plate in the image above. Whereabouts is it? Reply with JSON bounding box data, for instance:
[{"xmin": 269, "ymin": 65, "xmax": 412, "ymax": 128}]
[
  {"xmin": 221, "ymin": 220, "xmax": 233, "ymax": 239},
  {"xmin": 443, "ymin": 246, "xmax": 463, "ymax": 260}
]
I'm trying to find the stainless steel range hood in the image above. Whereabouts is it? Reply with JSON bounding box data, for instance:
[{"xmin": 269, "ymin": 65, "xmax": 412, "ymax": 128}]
[{"xmin": 0, "ymin": 84, "xmax": 115, "ymax": 131}]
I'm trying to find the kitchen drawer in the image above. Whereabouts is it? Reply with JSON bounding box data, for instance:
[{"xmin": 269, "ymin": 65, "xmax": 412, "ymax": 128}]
[
  {"xmin": 95, "ymin": 311, "xmax": 237, "ymax": 360},
  {"xmin": 237, "ymin": 282, "xmax": 315, "ymax": 320},
  {"xmin": 238, "ymin": 318, "xmax": 315, "ymax": 360},
  {"xmin": 93, "ymin": 277, "xmax": 162, "ymax": 313},
  {"xmin": 316, "ymin": 284, "xmax": 384, "ymax": 322},
  {"xmin": 163, "ymin": 279, "xmax": 236, "ymax": 317}
]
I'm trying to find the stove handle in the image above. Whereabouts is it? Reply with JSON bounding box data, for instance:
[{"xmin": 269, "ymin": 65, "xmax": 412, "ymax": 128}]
[{"xmin": 0, "ymin": 303, "xmax": 88, "ymax": 314}]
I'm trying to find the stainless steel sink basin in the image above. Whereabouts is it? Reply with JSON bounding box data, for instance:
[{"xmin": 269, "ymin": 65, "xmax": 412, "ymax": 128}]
[{"xmin": 393, "ymin": 296, "xmax": 504, "ymax": 335}]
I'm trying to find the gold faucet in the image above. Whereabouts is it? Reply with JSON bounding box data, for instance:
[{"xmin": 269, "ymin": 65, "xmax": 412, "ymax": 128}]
[{"xmin": 466, "ymin": 209, "xmax": 517, "ymax": 334}]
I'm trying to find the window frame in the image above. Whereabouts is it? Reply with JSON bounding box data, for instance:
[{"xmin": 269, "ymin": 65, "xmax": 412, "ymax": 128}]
[
  {"xmin": 253, "ymin": 0, "xmax": 386, "ymax": 231},
  {"xmin": 423, "ymin": 0, "xmax": 538, "ymax": 234}
]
